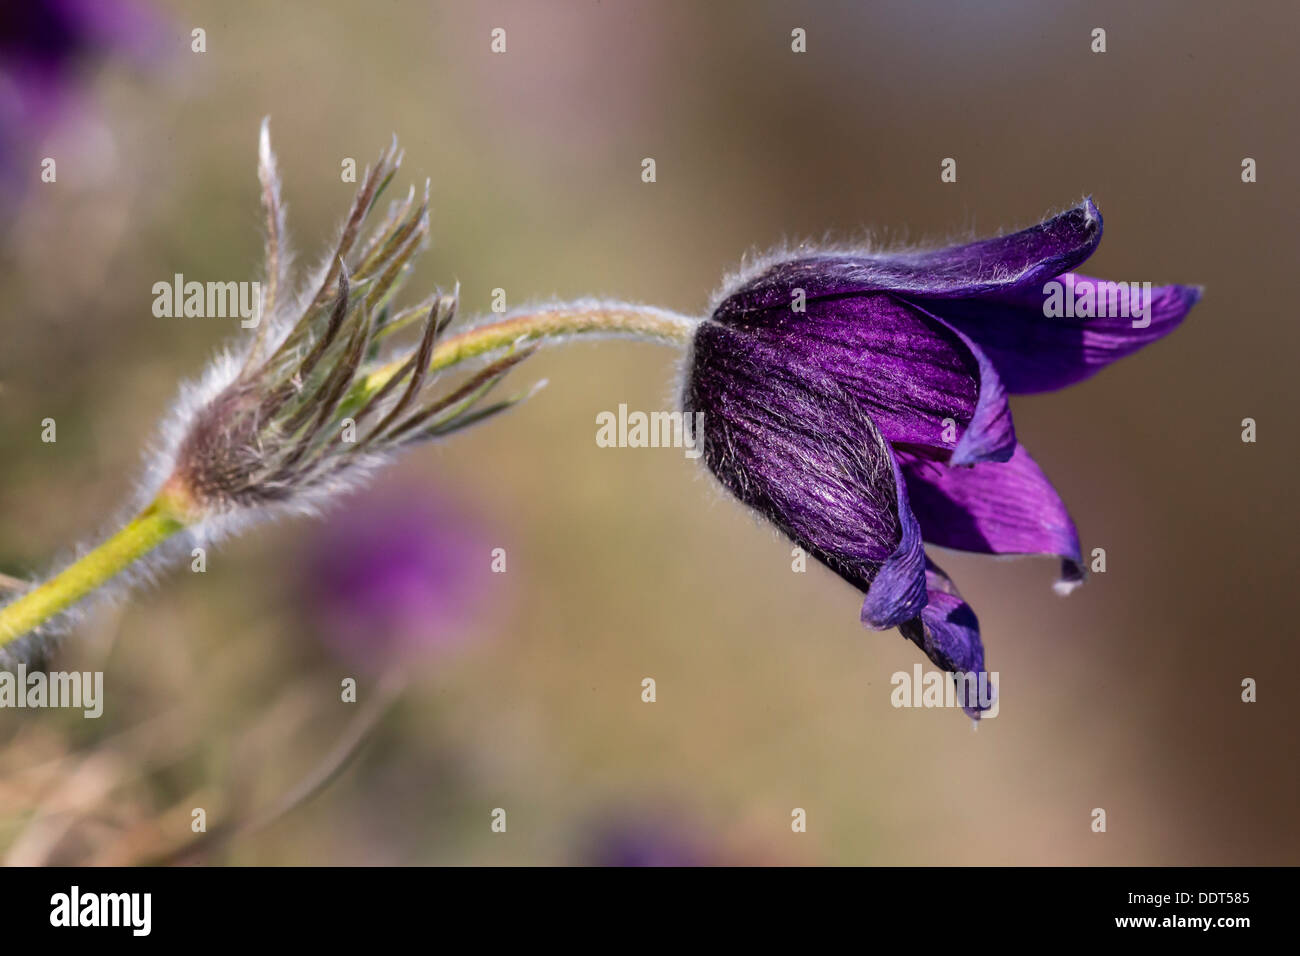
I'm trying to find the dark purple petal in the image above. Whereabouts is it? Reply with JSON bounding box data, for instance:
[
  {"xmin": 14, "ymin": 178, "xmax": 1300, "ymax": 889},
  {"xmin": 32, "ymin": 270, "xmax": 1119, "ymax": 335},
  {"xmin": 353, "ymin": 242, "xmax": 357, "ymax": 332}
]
[
  {"xmin": 711, "ymin": 289, "xmax": 1015, "ymax": 462},
  {"xmin": 895, "ymin": 443, "xmax": 1084, "ymax": 593},
  {"xmin": 860, "ymin": 440, "xmax": 926, "ymax": 629},
  {"xmin": 911, "ymin": 302, "xmax": 1016, "ymax": 465},
  {"xmin": 684, "ymin": 322, "xmax": 926, "ymax": 626},
  {"xmin": 898, "ymin": 561, "xmax": 994, "ymax": 718},
  {"xmin": 718, "ymin": 198, "xmax": 1101, "ymax": 310},
  {"xmin": 920, "ymin": 275, "xmax": 1200, "ymax": 394}
]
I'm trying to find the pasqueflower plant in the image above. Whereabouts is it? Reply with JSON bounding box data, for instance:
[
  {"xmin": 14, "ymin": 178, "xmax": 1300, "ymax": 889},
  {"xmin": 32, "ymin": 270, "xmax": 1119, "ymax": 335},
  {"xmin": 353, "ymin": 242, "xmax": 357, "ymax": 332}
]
[{"xmin": 0, "ymin": 123, "xmax": 1198, "ymax": 717}]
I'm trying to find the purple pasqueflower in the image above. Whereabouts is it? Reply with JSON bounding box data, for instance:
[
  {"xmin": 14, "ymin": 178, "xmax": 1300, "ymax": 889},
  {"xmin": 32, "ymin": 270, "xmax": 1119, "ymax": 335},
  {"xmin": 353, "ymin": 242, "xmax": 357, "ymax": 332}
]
[{"xmin": 682, "ymin": 199, "xmax": 1199, "ymax": 716}]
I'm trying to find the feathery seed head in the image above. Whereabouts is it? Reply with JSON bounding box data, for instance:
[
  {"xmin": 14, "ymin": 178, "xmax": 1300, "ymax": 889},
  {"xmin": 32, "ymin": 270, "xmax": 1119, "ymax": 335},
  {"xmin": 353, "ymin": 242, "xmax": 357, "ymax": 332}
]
[{"xmin": 159, "ymin": 121, "xmax": 535, "ymax": 528}]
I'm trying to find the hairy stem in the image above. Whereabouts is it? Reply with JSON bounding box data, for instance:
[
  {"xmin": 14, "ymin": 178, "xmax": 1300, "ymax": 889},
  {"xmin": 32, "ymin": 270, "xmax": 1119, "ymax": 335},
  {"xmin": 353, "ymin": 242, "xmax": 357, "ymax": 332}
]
[
  {"xmin": 0, "ymin": 497, "xmax": 188, "ymax": 646},
  {"xmin": 359, "ymin": 301, "xmax": 697, "ymax": 396},
  {"xmin": 0, "ymin": 303, "xmax": 697, "ymax": 650}
]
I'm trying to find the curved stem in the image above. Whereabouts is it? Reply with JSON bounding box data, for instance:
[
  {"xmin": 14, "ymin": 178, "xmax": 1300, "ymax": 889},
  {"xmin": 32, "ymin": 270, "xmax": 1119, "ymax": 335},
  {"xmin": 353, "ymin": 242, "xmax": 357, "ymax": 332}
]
[
  {"xmin": 359, "ymin": 301, "xmax": 697, "ymax": 396},
  {"xmin": 0, "ymin": 303, "xmax": 698, "ymax": 649}
]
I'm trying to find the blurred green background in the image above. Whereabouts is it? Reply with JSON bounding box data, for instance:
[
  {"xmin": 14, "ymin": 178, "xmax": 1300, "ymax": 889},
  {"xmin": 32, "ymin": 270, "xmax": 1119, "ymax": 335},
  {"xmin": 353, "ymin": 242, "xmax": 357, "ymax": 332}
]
[{"xmin": 1, "ymin": 0, "xmax": 1297, "ymax": 864}]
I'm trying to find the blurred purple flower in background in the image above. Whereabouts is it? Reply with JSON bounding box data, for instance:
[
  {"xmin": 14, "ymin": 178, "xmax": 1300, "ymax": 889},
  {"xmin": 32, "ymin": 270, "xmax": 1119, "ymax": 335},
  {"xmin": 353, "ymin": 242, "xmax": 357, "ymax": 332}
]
[
  {"xmin": 584, "ymin": 816, "xmax": 719, "ymax": 867},
  {"xmin": 684, "ymin": 200, "xmax": 1200, "ymax": 716},
  {"xmin": 0, "ymin": 0, "xmax": 160, "ymax": 187},
  {"xmin": 297, "ymin": 484, "xmax": 494, "ymax": 674}
]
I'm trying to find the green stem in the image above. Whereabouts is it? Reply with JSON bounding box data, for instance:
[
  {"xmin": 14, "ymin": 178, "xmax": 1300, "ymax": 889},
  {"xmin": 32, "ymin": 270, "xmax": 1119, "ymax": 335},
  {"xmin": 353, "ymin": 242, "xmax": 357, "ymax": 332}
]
[
  {"xmin": 359, "ymin": 301, "xmax": 697, "ymax": 397},
  {"xmin": 0, "ymin": 303, "xmax": 698, "ymax": 650},
  {"xmin": 0, "ymin": 497, "xmax": 187, "ymax": 647}
]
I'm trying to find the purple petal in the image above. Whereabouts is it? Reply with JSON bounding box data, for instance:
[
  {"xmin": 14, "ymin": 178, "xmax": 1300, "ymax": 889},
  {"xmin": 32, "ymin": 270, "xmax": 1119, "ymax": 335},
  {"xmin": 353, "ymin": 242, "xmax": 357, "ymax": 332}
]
[
  {"xmin": 712, "ymin": 288, "xmax": 1015, "ymax": 462},
  {"xmin": 895, "ymin": 444, "xmax": 1084, "ymax": 592},
  {"xmin": 860, "ymin": 440, "xmax": 927, "ymax": 630},
  {"xmin": 920, "ymin": 275, "xmax": 1200, "ymax": 394},
  {"xmin": 898, "ymin": 561, "xmax": 994, "ymax": 718},
  {"xmin": 684, "ymin": 323, "xmax": 926, "ymax": 625},
  {"xmin": 719, "ymin": 199, "xmax": 1101, "ymax": 308},
  {"xmin": 911, "ymin": 301, "xmax": 1016, "ymax": 465}
]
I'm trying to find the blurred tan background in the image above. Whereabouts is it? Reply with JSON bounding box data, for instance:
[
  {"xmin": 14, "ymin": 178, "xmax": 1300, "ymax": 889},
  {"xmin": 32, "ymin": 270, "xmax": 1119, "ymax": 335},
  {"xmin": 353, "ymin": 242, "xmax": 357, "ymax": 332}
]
[{"xmin": 1, "ymin": 0, "xmax": 1297, "ymax": 864}]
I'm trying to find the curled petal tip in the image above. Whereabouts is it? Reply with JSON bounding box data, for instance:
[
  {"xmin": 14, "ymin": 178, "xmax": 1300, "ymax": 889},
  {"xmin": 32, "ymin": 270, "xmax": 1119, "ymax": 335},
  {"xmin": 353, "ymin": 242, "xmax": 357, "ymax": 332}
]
[
  {"xmin": 1081, "ymin": 195, "xmax": 1101, "ymax": 226},
  {"xmin": 1053, "ymin": 562, "xmax": 1085, "ymax": 596},
  {"xmin": 1057, "ymin": 196, "xmax": 1102, "ymax": 248}
]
